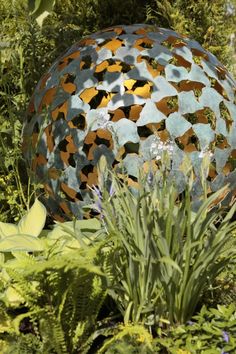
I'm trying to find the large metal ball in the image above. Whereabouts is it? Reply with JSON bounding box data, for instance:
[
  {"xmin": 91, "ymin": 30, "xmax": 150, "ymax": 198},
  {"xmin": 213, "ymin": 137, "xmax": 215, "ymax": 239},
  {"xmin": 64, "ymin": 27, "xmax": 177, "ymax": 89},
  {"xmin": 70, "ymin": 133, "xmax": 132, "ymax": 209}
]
[{"xmin": 22, "ymin": 24, "xmax": 236, "ymax": 220}]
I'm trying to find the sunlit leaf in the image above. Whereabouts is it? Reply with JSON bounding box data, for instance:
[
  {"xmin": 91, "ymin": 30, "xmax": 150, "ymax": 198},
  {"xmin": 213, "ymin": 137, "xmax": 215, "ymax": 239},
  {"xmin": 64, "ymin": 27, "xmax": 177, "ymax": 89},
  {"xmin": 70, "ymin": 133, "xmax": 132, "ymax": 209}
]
[
  {"xmin": 18, "ymin": 199, "xmax": 46, "ymax": 237},
  {"xmin": 28, "ymin": 0, "xmax": 55, "ymax": 27},
  {"xmin": 0, "ymin": 223, "xmax": 18, "ymax": 238},
  {"xmin": 0, "ymin": 234, "xmax": 45, "ymax": 252},
  {"xmin": 3, "ymin": 287, "xmax": 24, "ymax": 307}
]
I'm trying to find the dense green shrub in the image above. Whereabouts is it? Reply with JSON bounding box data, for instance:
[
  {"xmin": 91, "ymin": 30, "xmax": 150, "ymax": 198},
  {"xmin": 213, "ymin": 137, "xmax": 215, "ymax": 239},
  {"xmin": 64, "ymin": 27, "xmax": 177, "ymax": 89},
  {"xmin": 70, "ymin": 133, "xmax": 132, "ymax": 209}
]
[
  {"xmin": 95, "ymin": 304, "xmax": 236, "ymax": 353},
  {"xmin": 0, "ymin": 160, "xmax": 235, "ymax": 352},
  {"xmin": 153, "ymin": 304, "xmax": 236, "ymax": 353},
  {"xmin": 146, "ymin": 0, "xmax": 236, "ymax": 70}
]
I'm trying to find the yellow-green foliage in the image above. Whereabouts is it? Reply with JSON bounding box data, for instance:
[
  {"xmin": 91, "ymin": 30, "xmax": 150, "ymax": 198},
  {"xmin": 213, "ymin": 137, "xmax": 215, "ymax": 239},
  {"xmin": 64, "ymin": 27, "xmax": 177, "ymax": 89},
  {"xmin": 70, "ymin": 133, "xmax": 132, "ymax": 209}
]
[
  {"xmin": 0, "ymin": 170, "xmax": 235, "ymax": 352},
  {"xmin": 0, "ymin": 0, "xmax": 235, "ymax": 222},
  {"xmin": 98, "ymin": 323, "xmax": 153, "ymax": 353},
  {"xmin": 146, "ymin": 0, "xmax": 236, "ymax": 70},
  {"xmin": 0, "ymin": 199, "xmax": 107, "ymax": 353}
]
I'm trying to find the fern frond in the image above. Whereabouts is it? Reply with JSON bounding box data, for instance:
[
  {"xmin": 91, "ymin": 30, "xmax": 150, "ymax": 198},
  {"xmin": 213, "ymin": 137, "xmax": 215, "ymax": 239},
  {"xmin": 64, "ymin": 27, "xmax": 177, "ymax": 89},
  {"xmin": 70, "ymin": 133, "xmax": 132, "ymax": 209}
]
[{"xmin": 39, "ymin": 306, "xmax": 68, "ymax": 354}]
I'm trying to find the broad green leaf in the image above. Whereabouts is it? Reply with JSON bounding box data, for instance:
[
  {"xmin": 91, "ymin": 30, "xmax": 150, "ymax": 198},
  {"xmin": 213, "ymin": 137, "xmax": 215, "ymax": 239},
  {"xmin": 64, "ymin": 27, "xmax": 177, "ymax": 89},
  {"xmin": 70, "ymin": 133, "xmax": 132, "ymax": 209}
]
[
  {"xmin": 28, "ymin": 0, "xmax": 55, "ymax": 15},
  {"xmin": 28, "ymin": 0, "xmax": 55, "ymax": 27},
  {"xmin": 18, "ymin": 199, "xmax": 46, "ymax": 237},
  {"xmin": 75, "ymin": 218, "xmax": 102, "ymax": 234},
  {"xmin": 49, "ymin": 218, "xmax": 101, "ymax": 239},
  {"xmin": 0, "ymin": 234, "xmax": 44, "ymax": 252},
  {"xmin": 28, "ymin": 0, "xmax": 41, "ymax": 13},
  {"xmin": 47, "ymin": 219, "xmax": 101, "ymax": 253},
  {"xmin": 0, "ymin": 253, "xmax": 4, "ymax": 264},
  {"xmin": 0, "ymin": 223, "xmax": 18, "ymax": 238}
]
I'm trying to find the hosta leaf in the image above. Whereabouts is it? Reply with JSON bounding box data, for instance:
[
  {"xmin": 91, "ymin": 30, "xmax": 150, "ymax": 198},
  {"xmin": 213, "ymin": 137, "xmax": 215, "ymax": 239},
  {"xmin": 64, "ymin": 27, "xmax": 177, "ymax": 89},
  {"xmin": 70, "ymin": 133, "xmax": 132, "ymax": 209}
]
[
  {"xmin": 75, "ymin": 218, "xmax": 101, "ymax": 233},
  {"xmin": 0, "ymin": 234, "xmax": 44, "ymax": 252},
  {"xmin": 18, "ymin": 199, "xmax": 46, "ymax": 237},
  {"xmin": 28, "ymin": 0, "xmax": 41, "ymax": 13},
  {"xmin": 0, "ymin": 223, "xmax": 18, "ymax": 238},
  {"xmin": 47, "ymin": 218, "xmax": 101, "ymax": 253}
]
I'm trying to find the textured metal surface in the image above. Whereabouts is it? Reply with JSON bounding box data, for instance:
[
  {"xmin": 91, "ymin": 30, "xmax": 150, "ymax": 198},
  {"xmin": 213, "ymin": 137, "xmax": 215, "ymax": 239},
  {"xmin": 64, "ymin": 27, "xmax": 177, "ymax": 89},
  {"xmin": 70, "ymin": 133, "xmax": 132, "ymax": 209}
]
[{"xmin": 22, "ymin": 24, "xmax": 236, "ymax": 220}]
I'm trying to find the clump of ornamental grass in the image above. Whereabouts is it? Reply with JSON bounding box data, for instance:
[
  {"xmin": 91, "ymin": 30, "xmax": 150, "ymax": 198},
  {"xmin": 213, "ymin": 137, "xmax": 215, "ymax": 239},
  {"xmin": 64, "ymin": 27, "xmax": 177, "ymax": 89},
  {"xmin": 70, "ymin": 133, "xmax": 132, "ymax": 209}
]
[{"xmin": 93, "ymin": 154, "xmax": 236, "ymax": 325}]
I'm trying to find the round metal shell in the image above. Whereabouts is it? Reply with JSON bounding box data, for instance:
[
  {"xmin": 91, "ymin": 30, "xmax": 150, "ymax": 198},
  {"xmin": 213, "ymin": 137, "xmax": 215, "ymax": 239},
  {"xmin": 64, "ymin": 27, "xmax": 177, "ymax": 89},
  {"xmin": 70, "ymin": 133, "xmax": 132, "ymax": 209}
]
[{"xmin": 22, "ymin": 24, "xmax": 236, "ymax": 220}]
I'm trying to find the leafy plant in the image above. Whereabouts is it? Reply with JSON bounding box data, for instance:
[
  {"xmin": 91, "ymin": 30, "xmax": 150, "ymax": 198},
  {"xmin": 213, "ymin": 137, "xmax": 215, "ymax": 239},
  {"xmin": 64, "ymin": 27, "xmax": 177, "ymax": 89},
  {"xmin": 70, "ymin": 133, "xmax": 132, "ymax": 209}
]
[
  {"xmin": 153, "ymin": 304, "xmax": 236, "ymax": 353},
  {"xmin": 1, "ymin": 250, "xmax": 107, "ymax": 353},
  {"xmin": 97, "ymin": 323, "xmax": 154, "ymax": 353},
  {"xmin": 146, "ymin": 0, "xmax": 236, "ymax": 69},
  {"xmin": 97, "ymin": 158, "xmax": 236, "ymax": 324},
  {"xmin": 0, "ymin": 198, "xmax": 46, "ymax": 253},
  {"xmin": 0, "ymin": 199, "xmax": 109, "ymax": 353},
  {"xmin": 0, "ymin": 161, "xmax": 235, "ymax": 352},
  {"xmin": 28, "ymin": 0, "xmax": 56, "ymax": 27}
]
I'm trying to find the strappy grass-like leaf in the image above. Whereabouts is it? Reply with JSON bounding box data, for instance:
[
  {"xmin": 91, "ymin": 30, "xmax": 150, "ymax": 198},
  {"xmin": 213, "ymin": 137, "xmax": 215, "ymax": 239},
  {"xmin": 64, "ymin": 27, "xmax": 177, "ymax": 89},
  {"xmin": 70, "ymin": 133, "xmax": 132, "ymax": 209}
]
[{"xmin": 99, "ymin": 161, "xmax": 236, "ymax": 324}]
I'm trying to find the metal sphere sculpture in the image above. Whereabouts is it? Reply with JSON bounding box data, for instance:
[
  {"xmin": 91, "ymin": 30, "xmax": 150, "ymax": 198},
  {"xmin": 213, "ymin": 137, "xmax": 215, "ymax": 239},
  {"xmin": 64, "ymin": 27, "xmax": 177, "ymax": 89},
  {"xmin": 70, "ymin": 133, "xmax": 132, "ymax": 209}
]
[{"xmin": 22, "ymin": 24, "xmax": 236, "ymax": 220}]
